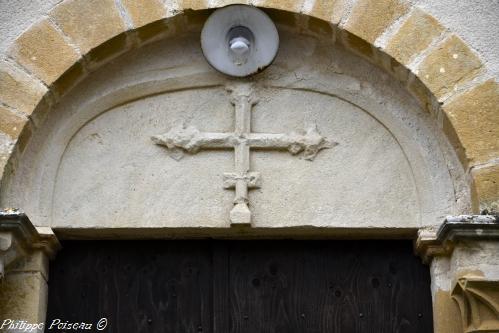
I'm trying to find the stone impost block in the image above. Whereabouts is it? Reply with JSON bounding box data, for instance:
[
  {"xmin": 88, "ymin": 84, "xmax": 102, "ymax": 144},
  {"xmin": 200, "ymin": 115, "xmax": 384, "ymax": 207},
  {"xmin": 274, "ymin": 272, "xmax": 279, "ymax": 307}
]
[
  {"xmin": 8, "ymin": 19, "xmax": 79, "ymax": 85},
  {"xmin": 0, "ymin": 62, "xmax": 47, "ymax": 115},
  {"xmin": 49, "ymin": 0, "xmax": 127, "ymax": 54},
  {"xmin": 121, "ymin": 0, "xmax": 167, "ymax": 28},
  {"xmin": 307, "ymin": 0, "xmax": 348, "ymax": 24},
  {"xmin": 344, "ymin": 0, "xmax": 410, "ymax": 44},
  {"xmin": 472, "ymin": 165, "xmax": 499, "ymax": 214},
  {"xmin": 386, "ymin": 9, "xmax": 445, "ymax": 65},
  {"xmin": 0, "ymin": 210, "xmax": 60, "ymax": 278},
  {"xmin": 0, "ymin": 105, "xmax": 27, "ymax": 140},
  {"xmin": 417, "ymin": 35, "xmax": 482, "ymax": 100},
  {"xmin": 416, "ymin": 215, "xmax": 499, "ymax": 262},
  {"xmin": 442, "ymin": 80, "xmax": 499, "ymax": 168}
]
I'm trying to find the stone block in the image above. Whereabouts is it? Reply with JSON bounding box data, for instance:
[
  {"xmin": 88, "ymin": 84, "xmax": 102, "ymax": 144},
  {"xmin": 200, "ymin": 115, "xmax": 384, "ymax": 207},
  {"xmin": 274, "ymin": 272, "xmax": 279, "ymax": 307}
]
[
  {"xmin": 50, "ymin": 0, "xmax": 127, "ymax": 54},
  {"xmin": 442, "ymin": 80, "xmax": 499, "ymax": 167},
  {"xmin": 0, "ymin": 105, "xmax": 27, "ymax": 140},
  {"xmin": 417, "ymin": 35, "xmax": 482, "ymax": 100},
  {"xmin": 0, "ymin": 62, "xmax": 47, "ymax": 115},
  {"xmin": 121, "ymin": 0, "xmax": 167, "ymax": 28},
  {"xmin": 207, "ymin": 0, "xmax": 252, "ymax": 7},
  {"xmin": 181, "ymin": 0, "xmax": 209, "ymax": 10},
  {"xmin": 472, "ymin": 165, "xmax": 499, "ymax": 213},
  {"xmin": 344, "ymin": 0, "xmax": 410, "ymax": 43},
  {"xmin": 256, "ymin": 0, "xmax": 303, "ymax": 13},
  {"xmin": 308, "ymin": 0, "xmax": 348, "ymax": 24},
  {"xmin": 8, "ymin": 19, "xmax": 79, "ymax": 85},
  {"xmin": 386, "ymin": 9, "xmax": 444, "ymax": 65}
]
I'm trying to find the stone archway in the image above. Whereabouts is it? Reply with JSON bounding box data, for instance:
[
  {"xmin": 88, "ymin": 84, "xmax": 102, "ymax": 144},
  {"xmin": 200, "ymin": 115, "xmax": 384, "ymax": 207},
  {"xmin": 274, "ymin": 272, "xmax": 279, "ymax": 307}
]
[
  {"xmin": 0, "ymin": 2, "xmax": 497, "ymax": 333},
  {"xmin": 0, "ymin": 1, "xmax": 496, "ymax": 213}
]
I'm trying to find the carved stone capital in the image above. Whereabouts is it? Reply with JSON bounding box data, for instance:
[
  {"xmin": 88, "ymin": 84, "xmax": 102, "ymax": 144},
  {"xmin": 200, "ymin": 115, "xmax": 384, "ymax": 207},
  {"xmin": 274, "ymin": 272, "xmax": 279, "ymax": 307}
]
[
  {"xmin": 452, "ymin": 276, "xmax": 499, "ymax": 333},
  {"xmin": 0, "ymin": 209, "xmax": 60, "ymax": 280},
  {"xmin": 416, "ymin": 215, "xmax": 499, "ymax": 262}
]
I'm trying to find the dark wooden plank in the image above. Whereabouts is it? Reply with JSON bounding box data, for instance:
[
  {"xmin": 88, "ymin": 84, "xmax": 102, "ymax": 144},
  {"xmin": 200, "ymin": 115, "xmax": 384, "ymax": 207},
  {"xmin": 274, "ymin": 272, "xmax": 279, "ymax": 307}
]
[
  {"xmin": 46, "ymin": 241, "xmax": 214, "ymax": 333},
  {"xmin": 212, "ymin": 242, "xmax": 230, "ymax": 332},
  {"xmin": 227, "ymin": 240, "xmax": 433, "ymax": 333}
]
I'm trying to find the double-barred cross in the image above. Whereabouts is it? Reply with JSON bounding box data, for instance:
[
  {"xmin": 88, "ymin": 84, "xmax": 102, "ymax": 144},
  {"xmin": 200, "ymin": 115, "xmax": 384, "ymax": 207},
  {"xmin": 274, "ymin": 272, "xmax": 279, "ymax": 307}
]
[{"xmin": 152, "ymin": 84, "xmax": 337, "ymax": 226}]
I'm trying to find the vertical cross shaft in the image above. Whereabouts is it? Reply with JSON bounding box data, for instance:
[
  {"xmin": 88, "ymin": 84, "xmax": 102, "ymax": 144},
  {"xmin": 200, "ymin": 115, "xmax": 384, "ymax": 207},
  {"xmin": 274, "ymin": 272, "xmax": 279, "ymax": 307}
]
[{"xmin": 227, "ymin": 84, "xmax": 259, "ymax": 225}]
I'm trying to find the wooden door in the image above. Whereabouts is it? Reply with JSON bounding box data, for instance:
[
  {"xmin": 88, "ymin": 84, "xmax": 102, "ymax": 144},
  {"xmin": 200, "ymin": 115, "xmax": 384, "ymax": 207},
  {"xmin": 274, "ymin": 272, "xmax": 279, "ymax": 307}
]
[{"xmin": 46, "ymin": 240, "xmax": 433, "ymax": 332}]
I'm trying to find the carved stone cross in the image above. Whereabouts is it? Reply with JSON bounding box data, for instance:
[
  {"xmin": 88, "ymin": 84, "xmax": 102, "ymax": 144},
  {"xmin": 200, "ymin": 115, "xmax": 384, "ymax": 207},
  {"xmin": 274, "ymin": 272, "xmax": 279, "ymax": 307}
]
[{"xmin": 152, "ymin": 84, "xmax": 337, "ymax": 226}]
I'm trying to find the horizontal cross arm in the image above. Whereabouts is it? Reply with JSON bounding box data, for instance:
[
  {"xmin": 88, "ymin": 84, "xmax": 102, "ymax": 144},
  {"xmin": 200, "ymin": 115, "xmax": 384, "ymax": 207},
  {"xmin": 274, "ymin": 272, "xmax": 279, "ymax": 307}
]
[
  {"xmin": 152, "ymin": 125, "xmax": 235, "ymax": 160},
  {"xmin": 248, "ymin": 126, "xmax": 337, "ymax": 160}
]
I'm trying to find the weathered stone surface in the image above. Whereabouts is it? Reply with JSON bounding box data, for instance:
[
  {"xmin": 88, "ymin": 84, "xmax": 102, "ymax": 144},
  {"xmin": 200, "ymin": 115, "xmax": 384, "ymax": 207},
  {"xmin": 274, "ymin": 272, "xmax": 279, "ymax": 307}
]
[
  {"xmin": 209, "ymin": 0, "xmax": 252, "ymax": 7},
  {"xmin": 407, "ymin": 75, "xmax": 433, "ymax": 111},
  {"xmin": 181, "ymin": 0, "xmax": 250, "ymax": 10},
  {"xmin": 472, "ymin": 165, "xmax": 499, "ymax": 213},
  {"xmin": 8, "ymin": 19, "xmax": 79, "ymax": 85},
  {"xmin": 416, "ymin": 215, "xmax": 499, "ymax": 262},
  {"xmin": 9, "ymin": 251, "xmax": 50, "ymax": 281},
  {"xmin": 0, "ymin": 272, "xmax": 47, "ymax": 325},
  {"xmin": 256, "ymin": 0, "xmax": 303, "ymax": 12},
  {"xmin": 452, "ymin": 276, "xmax": 499, "ymax": 333},
  {"xmin": 417, "ymin": 35, "xmax": 483, "ymax": 100},
  {"xmin": 0, "ymin": 62, "xmax": 47, "ymax": 115},
  {"xmin": 451, "ymin": 241, "xmax": 499, "ymax": 279},
  {"xmin": 433, "ymin": 289, "xmax": 464, "ymax": 333},
  {"xmin": 0, "ymin": 105, "xmax": 27, "ymax": 139},
  {"xmin": 341, "ymin": 30, "xmax": 373, "ymax": 58},
  {"xmin": 344, "ymin": 0, "xmax": 410, "ymax": 43},
  {"xmin": 386, "ymin": 9, "xmax": 445, "ymax": 65},
  {"xmin": 308, "ymin": 0, "xmax": 348, "ymax": 24},
  {"xmin": 181, "ymin": 0, "xmax": 208, "ymax": 10},
  {"xmin": 442, "ymin": 80, "xmax": 499, "ymax": 167},
  {"xmin": 121, "ymin": 0, "xmax": 167, "ymax": 28},
  {"xmin": 0, "ymin": 133, "xmax": 13, "ymax": 179},
  {"xmin": 50, "ymin": 0, "xmax": 127, "ymax": 54}
]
